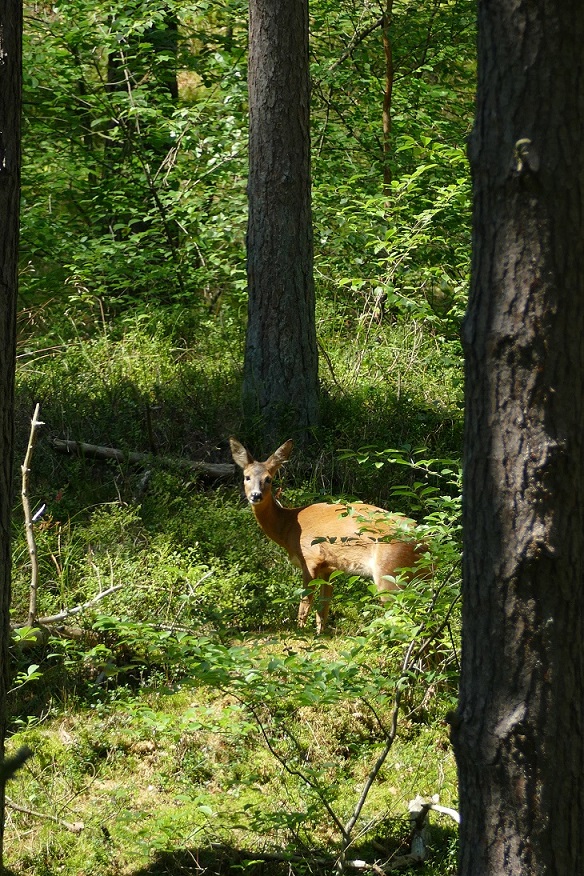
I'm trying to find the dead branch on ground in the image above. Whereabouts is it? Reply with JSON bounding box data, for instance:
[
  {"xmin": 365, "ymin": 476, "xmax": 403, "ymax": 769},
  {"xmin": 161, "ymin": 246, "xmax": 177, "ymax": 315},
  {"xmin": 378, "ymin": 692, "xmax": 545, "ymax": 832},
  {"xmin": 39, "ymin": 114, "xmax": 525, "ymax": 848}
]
[
  {"xmin": 50, "ymin": 437, "xmax": 235, "ymax": 477},
  {"xmin": 5, "ymin": 796, "xmax": 84, "ymax": 833}
]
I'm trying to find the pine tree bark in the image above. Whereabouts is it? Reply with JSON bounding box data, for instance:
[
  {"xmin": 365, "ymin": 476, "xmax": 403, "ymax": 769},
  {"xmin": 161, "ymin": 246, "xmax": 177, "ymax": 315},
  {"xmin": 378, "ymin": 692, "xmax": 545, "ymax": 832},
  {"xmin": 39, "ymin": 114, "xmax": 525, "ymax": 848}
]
[
  {"xmin": 0, "ymin": 0, "xmax": 21, "ymax": 865},
  {"xmin": 453, "ymin": 2, "xmax": 584, "ymax": 874},
  {"xmin": 244, "ymin": 0, "xmax": 319, "ymax": 447}
]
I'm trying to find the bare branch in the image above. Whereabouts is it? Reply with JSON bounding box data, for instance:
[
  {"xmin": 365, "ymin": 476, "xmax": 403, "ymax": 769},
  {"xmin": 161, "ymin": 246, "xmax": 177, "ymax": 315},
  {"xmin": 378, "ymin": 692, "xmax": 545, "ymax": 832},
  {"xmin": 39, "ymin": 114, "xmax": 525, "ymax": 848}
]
[
  {"xmin": 341, "ymin": 639, "xmax": 417, "ymax": 851},
  {"xmin": 13, "ymin": 584, "xmax": 123, "ymax": 629},
  {"xmin": 21, "ymin": 404, "xmax": 44, "ymax": 626},
  {"xmin": 5, "ymin": 796, "xmax": 84, "ymax": 833},
  {"xmin": 326, "ymin": 15, "xmax": 384, "ymax": 77}
]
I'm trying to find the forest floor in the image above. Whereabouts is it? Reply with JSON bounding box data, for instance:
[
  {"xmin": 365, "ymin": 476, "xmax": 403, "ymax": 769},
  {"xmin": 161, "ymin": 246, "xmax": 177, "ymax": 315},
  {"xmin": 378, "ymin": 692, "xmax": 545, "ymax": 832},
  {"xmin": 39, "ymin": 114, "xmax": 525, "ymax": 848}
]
[{"xmin": 6, "ymin": 306, "xmax": 462, "ymax": 875}]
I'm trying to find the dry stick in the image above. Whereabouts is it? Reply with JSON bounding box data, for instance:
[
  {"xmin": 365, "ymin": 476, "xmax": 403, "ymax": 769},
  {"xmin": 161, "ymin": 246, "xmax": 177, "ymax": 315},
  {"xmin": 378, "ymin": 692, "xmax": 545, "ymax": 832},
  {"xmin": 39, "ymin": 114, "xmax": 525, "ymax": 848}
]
[
  {"xmin": 5, "ymin": 796, "xmax": 84, "ymax": 833},
  {"xmin": 22, "ymin": 404, "xmax": 44, "ymax": 626},
  {"xmin": 12, "ymin": 584, "xmax": 124, "ymax": 630},
  {"xmin": 421, "ymin": 798, "xmax": 459, "ymax": 825}
]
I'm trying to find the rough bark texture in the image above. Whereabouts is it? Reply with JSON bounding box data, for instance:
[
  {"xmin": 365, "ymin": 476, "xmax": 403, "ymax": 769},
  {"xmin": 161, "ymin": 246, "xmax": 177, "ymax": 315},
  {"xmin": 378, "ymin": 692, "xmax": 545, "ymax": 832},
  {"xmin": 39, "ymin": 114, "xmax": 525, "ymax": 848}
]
[
  {"xmin": 453, "ymin": 2, "xmax": 584, "ymax": 874},
  {"xmin": 244, "ymin": 0, "xmax": 319, "ymax": 448},
  {"xmin": 0, "ymin": 0, "xmax": 21, "ymax": 865}
]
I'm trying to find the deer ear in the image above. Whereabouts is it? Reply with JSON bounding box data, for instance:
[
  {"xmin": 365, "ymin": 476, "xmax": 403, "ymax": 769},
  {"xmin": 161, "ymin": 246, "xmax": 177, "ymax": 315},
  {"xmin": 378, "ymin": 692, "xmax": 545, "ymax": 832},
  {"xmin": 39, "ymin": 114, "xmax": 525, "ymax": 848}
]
[
  {"xmin": 230, "ymin": 437, "xmax": 254, "ymax": 470},
  {"xmin": 266, "ymin": 439, "xmax": 293, "ymax": 473}
]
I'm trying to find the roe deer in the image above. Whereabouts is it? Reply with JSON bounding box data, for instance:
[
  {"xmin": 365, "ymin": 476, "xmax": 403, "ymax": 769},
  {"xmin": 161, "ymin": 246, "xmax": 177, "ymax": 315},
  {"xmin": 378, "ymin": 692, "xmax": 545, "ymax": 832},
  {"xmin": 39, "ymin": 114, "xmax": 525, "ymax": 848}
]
[{"xmin": 230, "ymin": 438, "xmax": 428, "ymax": 633}]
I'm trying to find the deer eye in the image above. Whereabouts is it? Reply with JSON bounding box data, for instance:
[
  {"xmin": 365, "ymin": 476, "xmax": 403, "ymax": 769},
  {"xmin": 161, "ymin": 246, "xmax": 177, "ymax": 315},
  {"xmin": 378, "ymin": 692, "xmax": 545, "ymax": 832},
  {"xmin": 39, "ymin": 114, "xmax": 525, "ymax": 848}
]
[
  {"xmin": 244, "ymin": 475, "xmax": 251, "ymax": 481},
  {"xmin": 264, "ymin": 476, "xmax": 272, "ymax": 484}
]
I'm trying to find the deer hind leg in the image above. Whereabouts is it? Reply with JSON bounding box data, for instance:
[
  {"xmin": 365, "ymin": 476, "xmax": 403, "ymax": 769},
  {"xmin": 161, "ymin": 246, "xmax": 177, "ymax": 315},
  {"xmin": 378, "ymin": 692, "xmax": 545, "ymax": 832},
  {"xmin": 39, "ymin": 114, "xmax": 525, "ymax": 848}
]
[
  {"xmin": 372, "ymin": 542, "xmax": 421, "ymax": 603},
  {"xmin": 372, "ymin": 565, "xmax": 400, "ymax": 602}
]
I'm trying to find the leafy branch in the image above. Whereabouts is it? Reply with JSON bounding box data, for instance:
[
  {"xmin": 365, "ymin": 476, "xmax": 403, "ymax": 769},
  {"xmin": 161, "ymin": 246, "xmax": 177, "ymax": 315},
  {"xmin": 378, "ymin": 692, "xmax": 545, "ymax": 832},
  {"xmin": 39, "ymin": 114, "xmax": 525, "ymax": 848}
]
[
  {"xmin": 206, "ymin": 625, "xmax": 447, "ymax": 875},
  {"xmin": 337, "ymin": 639, "xmax": 416, "ymax": 873}
]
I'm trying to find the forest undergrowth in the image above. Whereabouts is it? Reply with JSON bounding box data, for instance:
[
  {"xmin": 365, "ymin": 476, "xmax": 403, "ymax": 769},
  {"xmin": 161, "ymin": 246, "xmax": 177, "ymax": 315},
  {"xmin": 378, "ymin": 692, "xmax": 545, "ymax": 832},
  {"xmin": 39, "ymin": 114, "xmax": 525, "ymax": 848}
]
[
  {"xmin": 6, "ymin": 0, "xmax": 474, "ymax": 871},
  {"xmin": 6, "ymin": 301, "xmax": 463, "ymax": 876}
]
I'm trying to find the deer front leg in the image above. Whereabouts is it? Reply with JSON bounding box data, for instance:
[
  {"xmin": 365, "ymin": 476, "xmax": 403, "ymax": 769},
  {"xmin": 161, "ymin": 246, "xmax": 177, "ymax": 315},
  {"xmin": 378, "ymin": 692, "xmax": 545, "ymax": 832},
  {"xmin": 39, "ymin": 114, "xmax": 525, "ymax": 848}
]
[
  {"xmin": 315, "ymin": 581, "xmax": 334, "ymax": 634},
  {"xmin": 299, "ymin": 563, "xmax": 334, "ymax": 633},
  {"xmin": 298, "ymin": 590, "xmax": 315, "ymax": 627},
  {"xmin": 298, "ymin": 565, "xmax": 317, "ymax": 627}
]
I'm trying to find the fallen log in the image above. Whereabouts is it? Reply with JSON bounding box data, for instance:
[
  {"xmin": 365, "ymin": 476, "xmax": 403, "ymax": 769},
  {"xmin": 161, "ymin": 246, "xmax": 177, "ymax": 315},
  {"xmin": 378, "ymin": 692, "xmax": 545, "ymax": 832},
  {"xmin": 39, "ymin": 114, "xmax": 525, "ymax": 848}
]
[{"xmin": 50, "ymin": 437, "xmax": 235, "ymax": 478}]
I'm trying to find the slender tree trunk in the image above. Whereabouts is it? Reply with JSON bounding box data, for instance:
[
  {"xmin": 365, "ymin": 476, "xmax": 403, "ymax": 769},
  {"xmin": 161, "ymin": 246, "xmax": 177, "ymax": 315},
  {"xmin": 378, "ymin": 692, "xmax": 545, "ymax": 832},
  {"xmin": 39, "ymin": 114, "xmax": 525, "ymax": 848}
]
[
  {"xmin": 244, "ymin": 0, "xmax": 319, "ymax": 447},
  {"xmin": 0, "ymin": 0, "xmax": 22, "ymax": 865},
  {"xmin": 453, "ymin": 2, "xmax": 584, "ymax": 874}
]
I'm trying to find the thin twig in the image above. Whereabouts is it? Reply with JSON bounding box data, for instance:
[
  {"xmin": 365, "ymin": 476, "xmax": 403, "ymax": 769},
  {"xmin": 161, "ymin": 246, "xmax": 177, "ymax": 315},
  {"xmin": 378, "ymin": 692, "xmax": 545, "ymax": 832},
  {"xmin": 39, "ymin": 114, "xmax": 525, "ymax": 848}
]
[
  {"xmin": 5, "ymin": 796, "xmax": 84, "ymax": 833},
  {"xmin": 22, "ymin": 404, "xmax": 44, "ymax": 626},
  {"xmin": 13, "ymin": 584, "xmax": 123, "ymax": 629},
  {"xmin": 411, "ymin": 586, "xmax": 461, "ymax": 666},
  {"xmin": 317, "ymin": 339, "xmax": 344, "ymax": 390},
  {"xmin": 341, "ymin": 639, "xmax": 417, "ymax": 851},
  {"xmin": 232, "ymin": 693, "xmax": 347, "ymax": 838},
  {"xmin": 325, "ymin": 15, "xmax": 384, "ymax": 77}
]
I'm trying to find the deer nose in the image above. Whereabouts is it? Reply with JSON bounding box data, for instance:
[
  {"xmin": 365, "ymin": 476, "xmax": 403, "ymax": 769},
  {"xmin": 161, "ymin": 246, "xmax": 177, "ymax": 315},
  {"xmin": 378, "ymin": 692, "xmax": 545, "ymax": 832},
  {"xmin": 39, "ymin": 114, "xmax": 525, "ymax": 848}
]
[{"xmin": 250, "ymin": 491, "xmax": 262, "ymax": 504}]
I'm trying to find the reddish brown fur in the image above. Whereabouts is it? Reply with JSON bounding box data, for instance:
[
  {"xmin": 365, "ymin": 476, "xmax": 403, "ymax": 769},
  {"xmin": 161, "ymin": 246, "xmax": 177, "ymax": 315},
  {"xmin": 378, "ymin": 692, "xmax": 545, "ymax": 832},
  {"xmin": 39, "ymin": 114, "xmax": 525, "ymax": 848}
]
[{"xmin": 230, "ymin": 438, "xmax": 428, "ymax": 633}]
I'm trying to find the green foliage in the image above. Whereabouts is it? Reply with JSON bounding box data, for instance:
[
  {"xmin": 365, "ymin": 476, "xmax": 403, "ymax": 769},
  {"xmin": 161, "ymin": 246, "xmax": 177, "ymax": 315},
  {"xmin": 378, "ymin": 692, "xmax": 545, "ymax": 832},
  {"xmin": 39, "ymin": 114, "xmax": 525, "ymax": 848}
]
[
  {"xmin": 311, "ymin": 0, "xmax": 474, "ymax": 173},
  {"xmin": 10, "ymin": 0, "xmax": 475, "ymax": 871},
  {"xmin": 315, "ymin": 138, "xmax": 470, "ymax": 320},
  {"xmin": 22, "ymin": 0, "xmax": 248, "ymax": 308},
  {"xmin": 8, "ymin": 621, "xmax": 459, "ymax": 867},
  {"xmin": 8, "ymin": 438, "xmax": 461, "ymax": 872},
  {"xmin": 21, "ymin": 0, "xmax": 474, "ymax": 321}
]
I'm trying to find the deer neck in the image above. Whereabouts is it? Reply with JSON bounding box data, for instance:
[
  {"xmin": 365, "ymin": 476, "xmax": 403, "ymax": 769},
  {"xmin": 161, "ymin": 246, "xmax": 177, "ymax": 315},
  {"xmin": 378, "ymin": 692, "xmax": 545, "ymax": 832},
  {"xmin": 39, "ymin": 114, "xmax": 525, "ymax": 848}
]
[{"xmin": 252, "ymin": 492, "xmax": 297, "ymax": 550}]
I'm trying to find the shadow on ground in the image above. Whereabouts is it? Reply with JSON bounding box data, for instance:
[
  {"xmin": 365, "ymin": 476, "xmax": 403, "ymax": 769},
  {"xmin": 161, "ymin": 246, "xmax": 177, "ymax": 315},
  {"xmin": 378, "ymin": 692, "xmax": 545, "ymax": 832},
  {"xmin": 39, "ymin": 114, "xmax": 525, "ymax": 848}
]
[
  {"xmin": 130, "ymin": 823, "xmax": 458, "ymax": 875},
  {"xmin": 132, "ymin": 844, "xmax": 328, "ymax": 876}
]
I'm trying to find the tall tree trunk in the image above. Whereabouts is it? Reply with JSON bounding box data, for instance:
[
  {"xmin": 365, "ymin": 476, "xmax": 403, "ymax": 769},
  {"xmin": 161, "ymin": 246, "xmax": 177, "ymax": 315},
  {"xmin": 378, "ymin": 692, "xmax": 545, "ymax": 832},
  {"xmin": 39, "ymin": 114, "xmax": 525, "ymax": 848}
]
[
  {"xmin": 244, "ymin": 0, "xmax": 319, "ymax": 448},
  {"xmin": 0, "ymin": 0, "xmax": 22, "ymax": 865},
  {"xmin": 453, "ymin": 2, "xmax": 584, "ymax": 874}
]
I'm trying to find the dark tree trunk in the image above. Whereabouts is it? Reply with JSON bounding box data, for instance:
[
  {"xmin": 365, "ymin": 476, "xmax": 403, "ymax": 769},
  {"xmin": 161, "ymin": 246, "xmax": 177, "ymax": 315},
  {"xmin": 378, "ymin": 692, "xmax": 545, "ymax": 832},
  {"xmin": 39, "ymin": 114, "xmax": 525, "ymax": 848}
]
[
  {"xmin": 0, "ymin": 0, "xmax": 21, "ymax": 865},
  {"xmin": 244, "ymin": 0, "xmax": 319, "ymax": 448},
  {"xmin": 453, "ymin": 2, "xmax": 584, "ymax": 874}
]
